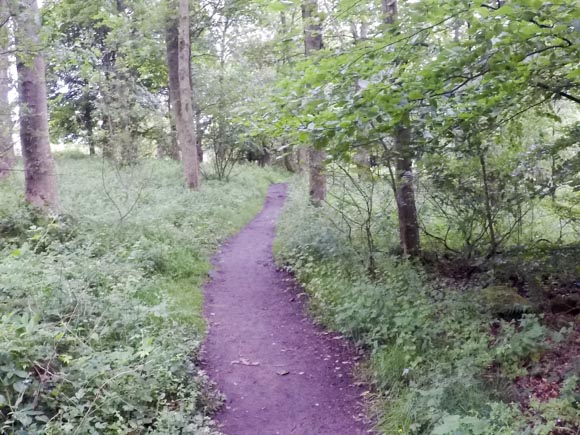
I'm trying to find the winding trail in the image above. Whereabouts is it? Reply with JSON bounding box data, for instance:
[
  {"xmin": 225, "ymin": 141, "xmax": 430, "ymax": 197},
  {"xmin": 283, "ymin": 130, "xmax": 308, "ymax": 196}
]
[{"xmin": 202, "ymin": 184, "xmax": 369, "ymax": 435}]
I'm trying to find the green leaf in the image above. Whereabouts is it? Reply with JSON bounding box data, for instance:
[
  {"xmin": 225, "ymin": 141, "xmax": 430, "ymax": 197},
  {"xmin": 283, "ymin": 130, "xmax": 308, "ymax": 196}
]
[{"xmin": 13, "ymin": 381, "xmax": 28, "ymax": 394}]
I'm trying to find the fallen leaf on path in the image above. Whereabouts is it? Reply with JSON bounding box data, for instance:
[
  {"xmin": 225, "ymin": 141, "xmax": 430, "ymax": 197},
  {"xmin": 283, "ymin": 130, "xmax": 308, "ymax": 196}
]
[{"xmin": 276, "ymin": 370, "xmax": 290, "ymax": 376}]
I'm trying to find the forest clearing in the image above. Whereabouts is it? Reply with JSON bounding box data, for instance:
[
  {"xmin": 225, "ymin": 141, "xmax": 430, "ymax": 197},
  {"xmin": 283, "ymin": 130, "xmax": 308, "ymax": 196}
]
[{"xmin": 0, "ymin": 0, "xmax": 579, "ymax": 434}]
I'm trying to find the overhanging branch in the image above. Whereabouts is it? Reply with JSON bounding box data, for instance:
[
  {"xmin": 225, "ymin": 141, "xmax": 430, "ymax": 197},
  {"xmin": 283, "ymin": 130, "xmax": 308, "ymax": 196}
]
[{"xmin": 537, "ymin": 83, "xmax": 580, "ymax": 105}]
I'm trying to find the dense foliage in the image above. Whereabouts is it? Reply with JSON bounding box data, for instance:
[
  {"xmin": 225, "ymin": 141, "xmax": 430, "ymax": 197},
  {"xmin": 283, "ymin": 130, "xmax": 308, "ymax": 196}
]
[
  {"xmin": 0, "ymin": 157, "xmax": 283, "ymax": 433},
  {"xmin": 40, "ymin": 0, "xmax": 279, "ymax": 169},
  {"xmin": 255, "ymin": 0, "xmax": 580, "ymax": 256},
  {"xmin": 264, "ymin": 8, "xmax": 580, "ymax": 431},
  {"xmin": 275, "ymin": 179, "xmax": 579, "ymax": 434}
]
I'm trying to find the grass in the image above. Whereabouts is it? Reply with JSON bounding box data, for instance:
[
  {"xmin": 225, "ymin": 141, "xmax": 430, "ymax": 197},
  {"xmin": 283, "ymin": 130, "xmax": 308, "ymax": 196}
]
[{"xmin": 0, "ymin": 156, "xmax": 286, "ymax": 433}]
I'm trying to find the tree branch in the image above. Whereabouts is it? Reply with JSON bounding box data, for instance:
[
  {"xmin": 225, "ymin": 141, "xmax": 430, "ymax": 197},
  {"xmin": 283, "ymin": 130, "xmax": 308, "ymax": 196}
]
[
  {"xmin": 343, "ymin": 8, "xmax": 471, "ymax": 72},
  {"xmin": 537, "ymin": 83, "xmax": 580, "ymax": 105}
]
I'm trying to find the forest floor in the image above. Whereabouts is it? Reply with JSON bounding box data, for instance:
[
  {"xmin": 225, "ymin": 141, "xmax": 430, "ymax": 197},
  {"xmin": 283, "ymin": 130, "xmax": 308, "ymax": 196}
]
[{"xmin": 201, "ymin": 184, "xmax": 369, "ymax": 435}]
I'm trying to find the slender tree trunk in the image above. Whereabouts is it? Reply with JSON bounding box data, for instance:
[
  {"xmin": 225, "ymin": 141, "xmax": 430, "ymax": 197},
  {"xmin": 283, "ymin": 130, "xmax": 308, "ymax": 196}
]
[
  {"xmin": 14, "ymin": 0, "xmax": 59, "ymax": 210},
  {"xmin": 280, "ymin": 11, "xmax": 300, "ymax": 173},
  {"xmin": 158, "ymin": 96, "xmax": 178, "ymax": 159},
  {"xmin": 309, "ymin": 147, "xmax": 326, "ymax": 203},
  {"xmin": 165, "ymin": 13, "xmax": 181, "ymax": 161},
  {"xmin": 0, "ymin": 0, "xmax": 14, "ymax": 179},
  {"xmin": 0, "ymin": 64, "xmax": 13, "ymax": 179},
  {"xmin": 352, "ymin": 31, "xmax": 370, "ymax": 169},
  {"xmin": 119, "ymin": 80, "xmax": 137, "ymax": 165},
  {"xmin": 360, "ymin": 21, "xmax": 368, "ymax": 40},
  {"xmin": 479, "ymin": 152, "xmax": 497, "ymax": 256},
  {"xmin": 297, "ymin": 147, "xmax": 308, "ymax": 173},
  {"xmin": 87, "ymin": 128, "xmax": 95, "ymax": 156},
  {"xmin": 213, "ymin": 17, "xmax": 231, "ymax": 179},
  {"xmin": 381, "ymin": 0, "xmax": 397, "ymax": 25},
  {"xmin": 101, "ymin": 27, "xmax": 117, "ymax": 160},
  {"xmin": 107, "ymin": 0, "xmax": 138, "ymax": 165},
  {"xmin": 103, "ymin": 114, "xmax": 115, "ymax": 159},
  {"xmin": 283, "ymin": 152, "xmax": 296, "ymax": 173},
  {"xmin": 349, "ymin": 21, "xmax": 359, "ymax": 41},
  {"xmin": 394, "ymin": 114, "xmax": 420, "ymax": 257},
  {"xmin": 176, "ymin": 0, "xmax": 200, "ymax": 189},
  {"xmin": 302, "ymin": 0, "xmax": 326, "ymax": 205},
  {"xmin": 280, "ymin": 12, "xmax": 289, "ymax": 66},
  {"xmin": 117, "ymin": 0, "xmax": 138, "ymax": 166},
  {"xmin": 384, "ymin": 1, "xmax": 420, "ymax": 257},
  {"xmin": 83, "ymin": 102, "xmax": 95, "ymax": 156}
]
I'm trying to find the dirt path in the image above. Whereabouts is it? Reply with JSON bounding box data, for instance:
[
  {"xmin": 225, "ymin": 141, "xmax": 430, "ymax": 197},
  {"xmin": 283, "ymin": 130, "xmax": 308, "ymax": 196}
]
[{"xmin": 202, "ymin": 184, "xmax": 369, "ymax": 435}]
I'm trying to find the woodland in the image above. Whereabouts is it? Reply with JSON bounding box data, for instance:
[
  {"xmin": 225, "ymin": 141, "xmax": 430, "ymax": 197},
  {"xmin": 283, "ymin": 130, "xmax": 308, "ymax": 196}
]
[{"xmin": 0, "ymin": 0, "xmax": 579, "ymax": 433}]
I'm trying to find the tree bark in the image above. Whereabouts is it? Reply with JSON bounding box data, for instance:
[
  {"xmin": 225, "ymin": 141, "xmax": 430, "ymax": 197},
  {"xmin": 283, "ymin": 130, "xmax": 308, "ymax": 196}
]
[
  {"xmin": 479, "ymin": 152, "xmax": 497, "ymax": 256},
  {"xmin": 165, "ymin": 12, "xmax": 181, "ymax": 161},
  {"xmin": 0, "ymin": 0, "xmax": 14, "ymax": 179},
  {"xmin": 381, "ymin": 0, "xmax": 397, "ymax": 25},
  {"xmin": 15, "ymin": 0, "xmax": 59, "ymax": 210},
  {"xmin": 82, "ymin": 100, "xmax": 95, "ymax": 156},
  {"xmin": 283, "ymin": 152, "xmax": 297, "ymax": 173},
  {"xmin": 384, "ymin": 1, "xmax": 420, "ymax": 257},
  {"xmin": 302, "ymin": 0, "xmax": 326, "ymax": 205},
  {"xmin": 309, "ymin": 147, "xmax": 326, "ymax": 203},
  {"xmin": 394, "ymin": 115, "xmax": 420, "ymax": 257},
  {"xmin": 175, "ymin": 0, "xmax": 200, "ymax": 189},
  {"xmin": 114, "ymin": 0, "xmax": 138, "ymax": 166}
]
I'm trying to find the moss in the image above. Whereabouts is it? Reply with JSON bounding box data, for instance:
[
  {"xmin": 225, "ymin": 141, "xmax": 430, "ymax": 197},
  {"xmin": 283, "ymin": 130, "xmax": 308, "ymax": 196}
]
[{"xmin": 480, "ymin": 285, "xmax": 532, "ymax": 318}]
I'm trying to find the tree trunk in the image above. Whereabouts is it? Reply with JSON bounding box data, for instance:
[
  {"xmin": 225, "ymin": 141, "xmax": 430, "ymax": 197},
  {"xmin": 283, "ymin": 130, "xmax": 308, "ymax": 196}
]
[
  {"xmin": 116, "ymin": 0, "xmax": 137, "ymax": 166},
  {"xmin": 15, "ymin": 0, "xmax": 59, "ymax": 210},
  {"xmin": 297, "ymin": 147, "xmax": 308, "ymax": 173},
  {"xmin": 175, "ymin": 0, "xmax": 200, "ymax": 189},
  {"xmin": 309, "ymin": 147, "xmax": 326, "ymax": 204},
  {"xmin": 394, "ymin": 115, "xmax": 420, "ymax": 257},
  {"xmin": 381, "ymin": 0, "xmax": 397, "ymax": 25},
  {"xmin": 280, "ymin": 12, "xmax": 290, "ymax": 66},
  {"xmin": 0, "ymin": 0, "xmax": 14, "ymax": 179},
  {"xmin": 283, "ymin": 153, "xmax": 296, "ymax": 173},
  {"xmin": 118, "ymin": 78, "xmax": 137, "ymax": 165},
  {"xmin": 102, "ymin": 115, "xmax": 115, "ymax": 159},
  {"xmin": 479, "ymin": 152, "xmax": 497, "ymax": 256},
  {"xmin": 165, "ymin": 12, "xmax": 181, "ymax": 161},
  {"xmin": 384, "ymin": 1, "xmax": 420, "ymax": 257},
  {"xmin": 87, "ymin": 129, "xmax": 95, "ymax": 156},
  {"xmin": 302, "ymin": 0, "xmax": 326, "ymax": 205},
  {"xmin": 83, "ymin": 101, "xmax": 95, "ymax": 156}
]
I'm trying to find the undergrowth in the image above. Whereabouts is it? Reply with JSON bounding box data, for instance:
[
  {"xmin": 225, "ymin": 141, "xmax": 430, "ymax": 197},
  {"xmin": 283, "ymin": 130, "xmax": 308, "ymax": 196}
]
[
  {"xmin": 0, "ymin": 157, "xmax": 285, "ymax": 434},
  {"xmin": 274, "ymin": 179, "xmax": 579, "ymax": 435}
]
